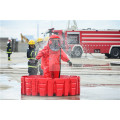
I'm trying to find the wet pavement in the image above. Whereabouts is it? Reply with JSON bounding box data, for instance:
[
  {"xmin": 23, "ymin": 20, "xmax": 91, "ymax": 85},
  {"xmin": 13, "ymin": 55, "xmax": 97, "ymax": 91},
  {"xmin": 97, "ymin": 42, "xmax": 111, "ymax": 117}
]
[
  {"xmin": 80, "ymin": 75, "xmax": 120, "ymax": 100},
  {"xmin": 0, "ymin": 50, "xmax": 120, "ymax": 100},
  {"xmin": 0, "ymin": 74, "xmax": 20, "ymax": 100}
]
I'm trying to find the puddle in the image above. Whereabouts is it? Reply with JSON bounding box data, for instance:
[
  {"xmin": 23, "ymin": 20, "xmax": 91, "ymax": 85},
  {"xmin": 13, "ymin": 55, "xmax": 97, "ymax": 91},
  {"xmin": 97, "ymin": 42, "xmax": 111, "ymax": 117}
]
[
  {"xmin": 82, "ymin": 84, "xmax": 120, "ymax": 87},
  {"xmin": 62, "ymin": 63, "xmax": 120, "ymax": 72},
  {"xmin": 62, "ymin": 63, "xmax": 110, "ymax": 67},
  {"xmin": 0, "ymin": 74, "xmax": 20, "ymax": 100},
  {"xmin": 0, "ymin": 85, "xmax": 12, "ymax": 90},
  {"xmin": 62, "ymin": 63, "xmax": 112, "ymax": 71},
  {"xmin": 63, "ymin": 63, "xmax": 120, "ymax": 68}
]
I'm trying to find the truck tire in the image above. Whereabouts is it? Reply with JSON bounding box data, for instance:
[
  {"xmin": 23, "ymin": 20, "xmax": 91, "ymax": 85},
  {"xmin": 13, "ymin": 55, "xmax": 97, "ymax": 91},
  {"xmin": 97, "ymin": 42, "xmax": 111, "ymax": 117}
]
[
  {"xmin": 110, "ymin": 48, "xmax": 120, "ymax": 58},
  {"xmin": 73, "ymin": 47, "xmax": 83, "ymax": 58}
]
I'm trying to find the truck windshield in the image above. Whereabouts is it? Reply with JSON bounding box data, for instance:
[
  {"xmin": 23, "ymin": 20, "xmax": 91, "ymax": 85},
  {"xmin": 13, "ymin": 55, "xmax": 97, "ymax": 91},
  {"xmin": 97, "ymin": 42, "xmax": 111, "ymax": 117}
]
[{"xmin": 67, "ymin": 34, "xmax": 79, "ymax": 44}]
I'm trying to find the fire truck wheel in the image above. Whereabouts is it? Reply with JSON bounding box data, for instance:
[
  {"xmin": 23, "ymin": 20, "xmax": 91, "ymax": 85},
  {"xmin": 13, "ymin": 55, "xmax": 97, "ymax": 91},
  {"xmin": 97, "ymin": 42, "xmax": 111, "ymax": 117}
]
[
  {"xmin": 111, "ymin": 48, "xmax": 120, "ymax": 58},
  {"xmin": 73, "ymin": 47, "xmax": 83, "ymax": 58}
]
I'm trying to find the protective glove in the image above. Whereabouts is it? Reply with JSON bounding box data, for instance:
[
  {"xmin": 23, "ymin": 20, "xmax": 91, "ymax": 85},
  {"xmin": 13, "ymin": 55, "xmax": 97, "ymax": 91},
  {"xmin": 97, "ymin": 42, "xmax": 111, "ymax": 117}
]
[{"xmin": 67, "ymin": 60, "xmax": 72, "ymax": 66}]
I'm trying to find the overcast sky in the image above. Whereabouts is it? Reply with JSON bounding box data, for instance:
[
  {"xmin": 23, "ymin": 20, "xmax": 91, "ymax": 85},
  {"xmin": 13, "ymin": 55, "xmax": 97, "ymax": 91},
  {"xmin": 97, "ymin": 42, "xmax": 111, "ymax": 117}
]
[{"xmin": 0, "ymin": 20, "xmax": 120, "ymax": 40}]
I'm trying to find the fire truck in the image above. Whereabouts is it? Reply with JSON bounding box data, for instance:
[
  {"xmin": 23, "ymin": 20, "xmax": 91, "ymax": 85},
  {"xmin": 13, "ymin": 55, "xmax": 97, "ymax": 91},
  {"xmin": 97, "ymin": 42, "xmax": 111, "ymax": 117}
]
[{"xmin": 46, "ymin": 28, "xmax": 120, "ymax": 59}]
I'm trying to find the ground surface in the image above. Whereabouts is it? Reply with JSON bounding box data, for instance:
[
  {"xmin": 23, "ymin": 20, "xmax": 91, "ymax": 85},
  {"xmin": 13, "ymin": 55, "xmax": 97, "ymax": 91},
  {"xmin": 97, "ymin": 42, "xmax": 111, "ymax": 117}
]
[{"xmin": 0, "ymin": 50, "xmax": 120, "ymax": 100}]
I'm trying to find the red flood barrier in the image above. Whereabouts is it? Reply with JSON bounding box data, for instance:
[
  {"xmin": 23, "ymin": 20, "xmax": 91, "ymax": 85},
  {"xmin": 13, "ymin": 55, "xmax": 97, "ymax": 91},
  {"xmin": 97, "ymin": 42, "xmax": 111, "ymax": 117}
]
[{"xmin": 21, "ymin": 75, "xmax": 80, "ymax": 96}]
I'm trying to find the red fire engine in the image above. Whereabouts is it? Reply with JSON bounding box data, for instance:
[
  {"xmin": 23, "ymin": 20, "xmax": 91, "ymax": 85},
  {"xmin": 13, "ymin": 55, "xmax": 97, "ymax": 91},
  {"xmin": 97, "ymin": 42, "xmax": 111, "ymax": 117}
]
[{"xmin": 46, "ymin": 28, "xmax": 120, "ymax": 58}]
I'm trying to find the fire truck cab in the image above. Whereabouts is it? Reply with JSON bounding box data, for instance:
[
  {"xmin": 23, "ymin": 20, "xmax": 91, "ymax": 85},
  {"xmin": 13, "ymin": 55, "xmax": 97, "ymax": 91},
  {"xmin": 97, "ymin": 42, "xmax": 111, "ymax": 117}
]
[{"xmin": 46, "ymin": 28, "xmax": 120, "ymax": 59}]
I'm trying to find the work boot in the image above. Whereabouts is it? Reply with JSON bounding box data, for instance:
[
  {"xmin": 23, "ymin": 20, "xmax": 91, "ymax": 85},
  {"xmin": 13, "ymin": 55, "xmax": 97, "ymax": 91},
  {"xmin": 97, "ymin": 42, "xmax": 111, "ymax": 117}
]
[{"xmin": 8, "ymin": 58, "xmax": 11, "ymax": 61}]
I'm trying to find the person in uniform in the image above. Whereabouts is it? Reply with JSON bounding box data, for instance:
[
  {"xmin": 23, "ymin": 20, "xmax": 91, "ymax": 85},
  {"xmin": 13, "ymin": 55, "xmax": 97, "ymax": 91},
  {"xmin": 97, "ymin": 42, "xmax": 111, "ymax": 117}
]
[
  {"xmin": 7, "ymin": 39, "xmax": 12, "ymax": 61},
  {"xmin": 27, "ymin": 40, "xmax": 38, "ymax": 75},
  {"xmin": 36, "ymin": 35, "xmax": 72, "ymax": 78}
]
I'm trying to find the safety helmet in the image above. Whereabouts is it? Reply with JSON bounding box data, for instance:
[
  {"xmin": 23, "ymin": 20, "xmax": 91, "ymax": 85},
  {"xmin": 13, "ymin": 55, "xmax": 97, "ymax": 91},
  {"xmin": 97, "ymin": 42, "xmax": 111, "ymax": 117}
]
[
  {"xmin": 8, "ymin": 39, "xmax": 12, "ymax": 42},
  {"xmin": 49, "ymin": 35, "xmax": 60, "ymax": 40},
  {"xmin": 37, "ymin": 38, "xmax": 43, "ymax": 43},
  {"xmin": 28, "ymin": 40, "xmax": 35, "ymax": 45}
]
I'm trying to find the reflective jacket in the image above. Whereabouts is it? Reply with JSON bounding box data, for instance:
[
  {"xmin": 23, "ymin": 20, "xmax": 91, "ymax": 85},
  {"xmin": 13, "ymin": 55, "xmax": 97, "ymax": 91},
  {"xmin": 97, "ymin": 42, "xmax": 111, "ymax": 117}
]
[
  {"xmin": 27, "ymin": 46, "xmax": 38, "ymax": 68},
  {"xmin": 7, "ymin": 42, "xmax": 12, "ymax": 54}
]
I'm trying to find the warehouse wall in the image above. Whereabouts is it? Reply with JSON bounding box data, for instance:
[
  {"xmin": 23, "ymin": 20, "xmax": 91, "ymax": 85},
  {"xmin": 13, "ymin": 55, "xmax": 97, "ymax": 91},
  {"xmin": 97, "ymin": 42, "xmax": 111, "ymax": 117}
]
[
  {"xmin": 0, "ymin": 37, "xmax": 8, "ymax": 51},
  {"xmin": 18, "ymin": 42, "xmax": 28, "ymax": 52}
]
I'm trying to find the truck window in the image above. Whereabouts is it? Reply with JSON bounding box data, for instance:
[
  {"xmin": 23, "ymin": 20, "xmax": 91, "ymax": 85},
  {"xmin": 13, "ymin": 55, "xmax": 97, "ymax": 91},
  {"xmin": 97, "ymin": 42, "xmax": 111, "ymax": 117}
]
[{"xmin": 67, "ymin": 34, "xmax": 79, "ymax": 44}]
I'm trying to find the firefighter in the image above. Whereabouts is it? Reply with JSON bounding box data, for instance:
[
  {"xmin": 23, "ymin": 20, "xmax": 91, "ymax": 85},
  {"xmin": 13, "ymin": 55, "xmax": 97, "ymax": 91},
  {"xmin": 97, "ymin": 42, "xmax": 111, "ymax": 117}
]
[
  {"xmin": 36, "ymin": 34, "xmax": 72, "ymax": 78},
  {"xmin": 7, "ymin": 39, "xmax": 12, "ymax": 61},
  {"xmin": 37, "ymin": 38, "xmax": 44, "ymax": 50},
  {"xmin": 36, "ymin": 38, "xmax": 44, "ymax": 75},
  {"xmin": 27, "ymin": 40, "xmax": 38, "ymax": 76}
]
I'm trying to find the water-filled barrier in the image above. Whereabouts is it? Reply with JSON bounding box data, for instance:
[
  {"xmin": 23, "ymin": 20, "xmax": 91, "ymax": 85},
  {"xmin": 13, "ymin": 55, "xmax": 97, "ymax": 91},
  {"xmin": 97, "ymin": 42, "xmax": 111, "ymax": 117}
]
[{"xmin": 21, "ymin": 75, "xmax": 80, "ymax": 96}]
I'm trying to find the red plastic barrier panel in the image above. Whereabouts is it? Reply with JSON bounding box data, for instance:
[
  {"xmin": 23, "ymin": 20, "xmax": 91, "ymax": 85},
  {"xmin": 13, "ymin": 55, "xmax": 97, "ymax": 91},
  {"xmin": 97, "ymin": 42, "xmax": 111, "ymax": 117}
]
[
  {"xmin": 70, "ymin": 78, "xmax": 77, "ymax": 96},
  {"xmin": 38, "ymin": 79, "xmax": 48, "ymax": 96},
  {"xmin": 64, "ymin": 78, "xmax": 70, "ymax": 96},
  {"xmin": 21, "ymin": 76, "xmax": 28, "ymax": 95},
  {"xmin": 25, "ymin": 77, "xmax": 32, "ymax": 96},
  {"xmin": 21, "ymin": 75, "xmax": 80, "ymax": 96},
  {"xmin": 48, "ymin": 79, "xmax": 54, "ymax": 96},
  {"xmin": 31, "ymin": 78, "xmax": 38, "ymax": 96},
  {"xmin": 70, "ymin": 76, "xmax": 80, "ymax": 95},
  {"xmin": 54, "ymin": 79, "xmax": 64, "ymax": 96}
]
